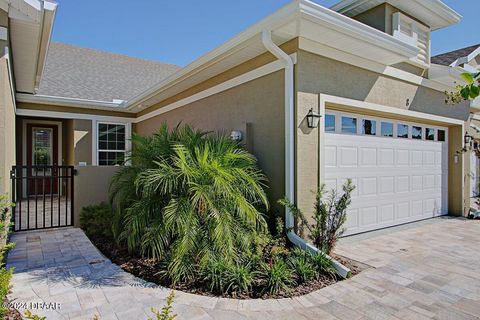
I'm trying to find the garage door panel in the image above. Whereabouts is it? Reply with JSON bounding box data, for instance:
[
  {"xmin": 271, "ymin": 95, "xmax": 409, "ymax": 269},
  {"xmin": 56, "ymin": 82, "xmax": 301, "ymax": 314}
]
[
  {"xmin": 379, "ymin": 176, "xmax": 395, "ymax": 194},
  {"xmin": 379, "ymin": 204, "xmax": 395, "ymax": 222},
  {"xmin": 360, "ymin": 207, "xmax": 378, "ymax": 226},
  {"xmin": 378, "ymin": 148, "xmax": 394, "ymax": 166},
  {"xmin": 340, "ymin": 147, "xmax": 358, "ymax": 167},
  {"xmin": 396, "ymin": 149, "xmax": 410, "ymax": 166},
  {"xmin": 325, "ymin": 146, "xmax": 337, "ymax": 167},
  {"xmin": 324, "ymin": 115, "xmax": 448, "ymax": 236},
  {"xmin": 360, "ymin": 147, "xmax": 377, "ymax": 166}
]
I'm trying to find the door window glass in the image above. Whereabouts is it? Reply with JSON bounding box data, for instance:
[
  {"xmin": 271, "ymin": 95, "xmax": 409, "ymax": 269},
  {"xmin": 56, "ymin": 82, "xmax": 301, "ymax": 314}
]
[
  {"xmin": 412, "ymin": 126, "xmax": 423, "ymax": 139},
  {"xmin": 362, "ymin": 119, "xmax": 377, "ymax": 135},
  {"xmin": 426, "ymin": 128, "xmax": 435, "ymax": 141},
  {"xmin": 381, "ymin": 122, "xmax": 394, "ymax": 137},
  {"xmin": 32, "ymin": 128, "xmax": 53, "ymax": 175},
  {"xmin": 341, "ymin": 117, "xmax": 357, "ymax": 134},
  {"xmin": 397, "ymin": 124, "xmax": 409, "ymax": 138},
  {"xmin": 325, "ymin": 114, "xmax": 336, "ymax": 133},
  {"xmin": 438, "ymin": 130, "xmax": 446, "ymax": 142}
]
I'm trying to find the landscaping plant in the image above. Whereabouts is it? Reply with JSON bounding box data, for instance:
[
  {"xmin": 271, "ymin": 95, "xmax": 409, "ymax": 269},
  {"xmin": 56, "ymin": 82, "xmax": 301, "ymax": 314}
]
[
  {"xmin": 148, "ymin": 291, "xmax": 177, "ymax": 320},
  {"xmin": 80, "ymin": 203, "xmax": 114, "ymax": 238},
  {"xmin": 260, "ymin": 259, "xmax": 296, "ymax": 295},
  {"xmin": 279, "ymin": 179, "xmax": 355, "ymax": 255},
  {"xmin": 288, "ymin": 248, "xmax": 316, "ymax": 283},
  {"xmin": 0, "ymin": 194, "xmax": 14, "ymax": 318},
  {"xmin": 109, "ymin": 124, "xmax": 269, "ymax": 284}
]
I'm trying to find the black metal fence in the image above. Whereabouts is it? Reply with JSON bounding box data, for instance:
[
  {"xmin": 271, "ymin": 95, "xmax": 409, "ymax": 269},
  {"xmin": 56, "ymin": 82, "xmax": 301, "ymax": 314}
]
[{"xmin": 10, "ymin": 166, "xmax": 75, "ymax": 231}]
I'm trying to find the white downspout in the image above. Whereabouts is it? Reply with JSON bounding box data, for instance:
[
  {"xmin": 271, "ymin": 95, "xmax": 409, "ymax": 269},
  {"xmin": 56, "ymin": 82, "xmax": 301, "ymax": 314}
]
[{"xmin": 261, "ymin": 30, "xmax": 350, "ymax": 279}]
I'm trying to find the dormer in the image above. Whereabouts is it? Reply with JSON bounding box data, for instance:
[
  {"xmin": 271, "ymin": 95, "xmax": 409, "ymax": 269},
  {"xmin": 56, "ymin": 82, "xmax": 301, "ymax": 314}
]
[{"xmin": 331, "ymin": 0, "xmax": 462, "ymax": 69}]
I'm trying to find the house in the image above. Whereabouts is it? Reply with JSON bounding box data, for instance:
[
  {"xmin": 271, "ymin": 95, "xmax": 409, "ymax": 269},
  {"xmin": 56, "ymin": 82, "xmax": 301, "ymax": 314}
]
[{"xmin": 0, "ymin": 0, "xmax": 474, "ymax": 236}]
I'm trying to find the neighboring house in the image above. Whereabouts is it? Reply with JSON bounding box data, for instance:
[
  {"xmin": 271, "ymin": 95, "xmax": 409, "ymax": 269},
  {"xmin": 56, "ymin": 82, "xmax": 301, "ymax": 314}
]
[
  {"xmin": 0, "ymin": 0, "xmax": 474, "ymax": 236},
  {"xmin": 432, "ymin": 44, "xmax": 480, "ymax": 205}
]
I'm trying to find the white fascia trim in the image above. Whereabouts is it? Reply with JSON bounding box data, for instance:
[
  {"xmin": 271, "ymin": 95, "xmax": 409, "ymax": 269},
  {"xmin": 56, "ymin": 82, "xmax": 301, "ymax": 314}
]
[
  {"xmin": 299, "ymin": 38, "xmax": 453, "ymax": 92},
  {"xmin": 125, "ymin": 0, "xmax": 419, "ymax": 111},
  {"xmin": 15, "ymin": 108, "xmax": 135, "ymax": 123},
  {"xmin": 134, "ymin": 54, "xmax": 297, "ymax": 123},
  {"xmin": 125, "ymin": 0, "xmax": 300, "ymax": 110},
  {"xmin": 0, "ymin": 27, "xmax": 7, "ymax": 41},
  {"xmin": 319, "ymin": 94, "xmax": 465, "ymax": 126},
  {"xmin": 451, "ymin": 47, "xmax": 480, "ymax": 68},
  {"xmin": 16, "ymin": 93, "xmax": 127, "ymax": 110},
  {"xmin": 298, "ymin": 1, "xmax": 418, "ymax": 58},
  {"xmin": 331, "ymin": 0, "xmax": 461, "ymax": 30}
]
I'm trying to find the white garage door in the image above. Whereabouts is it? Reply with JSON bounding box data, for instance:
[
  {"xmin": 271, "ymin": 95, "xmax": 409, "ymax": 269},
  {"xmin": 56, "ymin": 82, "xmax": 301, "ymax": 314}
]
[{"xmin": 324, "ymin": 111, "xmax": 448, "ymax": 236}]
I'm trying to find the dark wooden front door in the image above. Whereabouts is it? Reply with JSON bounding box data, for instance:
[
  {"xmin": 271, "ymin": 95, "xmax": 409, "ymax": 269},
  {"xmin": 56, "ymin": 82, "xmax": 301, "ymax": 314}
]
[{"xmin": 26, "ymin": 124, "xmax": 59, "ymax": 195}]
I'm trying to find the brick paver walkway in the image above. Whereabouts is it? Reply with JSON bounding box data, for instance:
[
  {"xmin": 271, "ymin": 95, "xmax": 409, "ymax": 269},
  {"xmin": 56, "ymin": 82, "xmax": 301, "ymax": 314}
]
[{"xmin": 6, "ymin": 218, "xmax": 480, "ymax": 319}]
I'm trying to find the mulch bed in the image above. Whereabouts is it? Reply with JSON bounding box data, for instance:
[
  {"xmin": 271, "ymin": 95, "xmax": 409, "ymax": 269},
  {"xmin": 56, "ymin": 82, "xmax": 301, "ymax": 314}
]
[
  {"xmin": 90, "ymin": 235, "xmax": 364, "ymax": 299},
  {"xmin": 3, "ymin": 300, "xmax": 22, "ymax": 320}
]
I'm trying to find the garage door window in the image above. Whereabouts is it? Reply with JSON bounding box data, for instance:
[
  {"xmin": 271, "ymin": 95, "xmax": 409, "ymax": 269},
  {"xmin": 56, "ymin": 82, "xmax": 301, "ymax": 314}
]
[
  {"xmin": 325, "ymin": 111, "xmax": 447, "ymax": 143},
  {"xmin": 397, "ymin": 124, "xmax": 409, "ymax": 138},
  {"xmin": 362, "ymin": 119, "xmax": 376, "ymax": 135},
  {"xmin": 438, "ymin": 130, "xmax": 446, "ymax": 142},
  {"xmin": 426, "ymin": 128, "xmax": 435, "ymax": 141},
  {"xmin": 342, "ymin": 117, "xmax": 357, "ymax": 134},
  {"xmin": 412, "ymin": 126, "xmax": 423, "ymax": 139},
  {"xmin": 381, "ymin": 122, "xmax": 394, "ymax": 137},
  {"xmin": 325, "ymin": 114, "xmax": 336, "ymax": 132}
]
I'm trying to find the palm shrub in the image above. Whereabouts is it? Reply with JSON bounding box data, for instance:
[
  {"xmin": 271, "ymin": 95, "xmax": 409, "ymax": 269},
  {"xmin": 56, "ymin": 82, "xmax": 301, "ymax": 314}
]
[{"xmin": 110, "ymin": 124, "xmax": 269, "ymax": 284}]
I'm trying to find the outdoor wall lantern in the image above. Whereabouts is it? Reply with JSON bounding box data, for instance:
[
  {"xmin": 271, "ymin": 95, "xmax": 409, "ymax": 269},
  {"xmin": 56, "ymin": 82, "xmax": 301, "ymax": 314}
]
[
  {"xmin": 306, "ymin": 108, "xmax": 322, "ymax": 128},
  {"xmin": 230, "ymin": 130, "xmax": 243, "ymax": 142},
  {"xmin": 465, "ymin": 132, "xmax": 474, "ymax": 150}
]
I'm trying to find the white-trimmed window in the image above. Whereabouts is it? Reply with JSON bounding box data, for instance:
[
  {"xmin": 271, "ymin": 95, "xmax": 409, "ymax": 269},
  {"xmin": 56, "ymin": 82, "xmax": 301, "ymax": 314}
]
[
  {"xmin": 97, "ymin": 123, "xmax": 126, "ymax": 166},
  {"xmin": 392, "ymin": 12, "xmax": 431, "ymax": 67}
]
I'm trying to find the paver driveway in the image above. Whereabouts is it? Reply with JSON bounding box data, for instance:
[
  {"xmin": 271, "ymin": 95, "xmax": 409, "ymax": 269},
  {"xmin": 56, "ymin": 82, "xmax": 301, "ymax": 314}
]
[{"xmin": 6, "ymin": 217, "xmax": 480, "ymax": 319}]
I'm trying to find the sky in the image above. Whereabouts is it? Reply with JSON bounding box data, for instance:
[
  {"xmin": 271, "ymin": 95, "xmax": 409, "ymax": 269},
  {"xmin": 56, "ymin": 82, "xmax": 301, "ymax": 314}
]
[{"xmin": 51, "ymin": 0, "xmax": 479, "ymax": 67}]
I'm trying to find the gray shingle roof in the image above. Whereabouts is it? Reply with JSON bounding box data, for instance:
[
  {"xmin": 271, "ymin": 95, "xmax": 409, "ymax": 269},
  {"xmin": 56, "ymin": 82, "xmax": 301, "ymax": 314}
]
[
  {"xmin": 431, "ymin": 44, "xmax": 480, "ymax": 66},
  {"xmin": 37, "ymin": 42, "xmax": 181, "ymax": 102}
]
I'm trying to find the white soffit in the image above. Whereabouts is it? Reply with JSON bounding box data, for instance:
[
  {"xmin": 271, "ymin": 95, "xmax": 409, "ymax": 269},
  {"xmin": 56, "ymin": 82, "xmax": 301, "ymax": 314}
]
[
  {"xmin": 127, "ymin": 0, "xmax": 418, "ymax": 112},
  {"xmin": 331, "ymin": 0, "xmax": 461, "ymax": 31},
  {"xmin": 8, "ymin": 0, "xmax": 57, "ymax": 93}
]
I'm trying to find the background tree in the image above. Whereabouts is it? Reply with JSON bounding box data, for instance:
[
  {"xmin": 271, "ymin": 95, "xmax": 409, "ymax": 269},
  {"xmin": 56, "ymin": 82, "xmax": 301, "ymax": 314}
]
[{"xmin": 446, "ymin": 72, "xmax": 480, "ymax": 104}]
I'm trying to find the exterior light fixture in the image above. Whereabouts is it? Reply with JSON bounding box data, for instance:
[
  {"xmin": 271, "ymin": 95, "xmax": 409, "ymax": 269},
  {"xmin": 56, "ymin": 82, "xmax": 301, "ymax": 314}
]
[
  {"xmin": 465, "ymin": 132, "xmax": 474, "ymax": 150},
  {"xmin": 306, "ymin": 108, "xmax": 322, "ymax": 128},
  {"xmin": 230, "ymin": 130, "xmax": 243, "ymax": 142}
]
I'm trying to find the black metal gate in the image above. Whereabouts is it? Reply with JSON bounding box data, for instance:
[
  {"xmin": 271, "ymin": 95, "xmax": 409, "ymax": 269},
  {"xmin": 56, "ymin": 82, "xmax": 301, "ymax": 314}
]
[{"xmin": 10, "ymin": 166, "xmax": 74, "ymax": 231}]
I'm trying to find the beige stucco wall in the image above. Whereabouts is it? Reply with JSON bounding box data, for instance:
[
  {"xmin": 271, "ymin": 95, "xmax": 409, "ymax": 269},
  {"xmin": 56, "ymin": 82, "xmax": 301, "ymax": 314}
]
[
  {"xmin": 0, "ymin": 56, "xmax": 15, "ymax": 194},
  {"xmin": 295, "ymin": 50, "xmax": 470, "ymax": 217},
  {"xmin": 352, "ymin": 4, "xmax": 387, "ymax": 33},
  {"xmin": 73, "ymin": 166, "xmax": 120, "ymax": 227},
  {"xmin": 136, "ymin": 70, "xmax": 286, "ymax": 217},
  {"xmin": 73, "ymin": 119, "xmax": 92, "ymax": 165}
]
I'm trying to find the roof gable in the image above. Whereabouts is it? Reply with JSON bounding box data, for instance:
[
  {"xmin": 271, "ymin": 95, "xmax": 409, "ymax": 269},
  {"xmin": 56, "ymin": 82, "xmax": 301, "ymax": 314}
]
[{"xmin": 431, "ymin": 44, "xmax": 480, "ymax": 66}]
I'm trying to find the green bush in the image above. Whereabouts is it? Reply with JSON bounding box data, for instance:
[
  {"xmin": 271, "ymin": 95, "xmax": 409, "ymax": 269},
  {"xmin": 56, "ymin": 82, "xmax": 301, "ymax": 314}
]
[
  {"xmin": 80, "ymin": 203, "xmax": 114, "ymax": 238},
  {"xmin": 260, "ymin": 259, "xmax": 295, "ymax": 295},
  {"xmin": 110, "ymin": 124, "xmax": 269, "ymax": 284},
  {"xmin": 310, "ymin": 251, "xmax": 336, "ymax": 277},
  {"xmin": 279, "ymin": 179, "xmax": 355, "ymax": 255},
  {"xmin": 289, "ymin": 248, "xmax": 316, "ymax": 283},
  {"xmin": 0, "ymin": 267, "xmax": 12, "ymax": 317},
  {"xmin": 202, "ymin": 258, "xmax": 231, "ymax": 293},
  {"xmin": 225, "ymin": 263, "xmax": 255, "ymax": 294}
]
